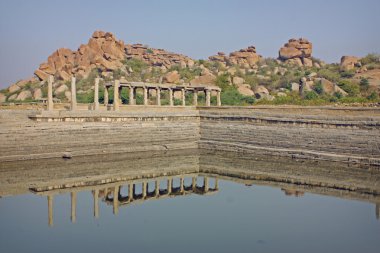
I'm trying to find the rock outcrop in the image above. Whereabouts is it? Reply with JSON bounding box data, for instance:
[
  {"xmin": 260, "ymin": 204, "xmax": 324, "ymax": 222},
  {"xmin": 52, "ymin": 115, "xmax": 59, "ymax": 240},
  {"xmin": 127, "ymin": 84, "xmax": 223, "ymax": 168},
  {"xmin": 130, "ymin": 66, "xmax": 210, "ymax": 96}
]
[
  {"xmin": 209, "ymin": 46, "xmax": 261, "ymax": 68},
  {"xmin": 33, "ymin": 31, "xmax": 194, "ymax": 82},
  {"xmin": 279, "ymin": 38, "xmax": 314, "ymax": 67},
  {"xmin": 340, "ymin": 56, "xmax": 360, "ymax": 71}
]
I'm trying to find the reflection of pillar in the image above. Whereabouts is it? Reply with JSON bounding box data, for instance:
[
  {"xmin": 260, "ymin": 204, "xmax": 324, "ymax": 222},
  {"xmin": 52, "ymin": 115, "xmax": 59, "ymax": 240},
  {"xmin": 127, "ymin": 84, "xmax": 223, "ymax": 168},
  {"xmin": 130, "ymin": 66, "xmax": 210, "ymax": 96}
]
[
  {"xmin": 128, "ymin": 184, "xmax": 133, "ymax": 201},
  {"xmin": 180, "ymin": 177, "xmax": 184, "ymax": 193},
  {"xmin": 167, "ymin": 179, "xmax": 172, "ymax": 194},
  {"xmin": 48, "ymin": 195, "xmax": 53, "ymax": 227},
  {"xmin": 169, "ymin": 89, "xmax": 174, "ymax": 106},
  {"xmin": 133, "ymin": 184, "xmax": 136, "ymax": 198},
  {"xmin": 142, "ymin": 182, "xmax": 147, "ymax": 198},
  {"xmin": 217, "ymin": 91, "xmax": 221, "ymax": 106},
  {"xmin": 129, "ymin": 87, "xmax": 134, "ymax": 105},
  {"xmin": 71, "ymin": 77, "xmax": 77, "ymax": 111},
  {"xmin": 94, "ymin": 78, "xmax": 99, "ymax": 110},
  {"xmin": 156, "ymin": 87, "xmax": 161, "ymax": 106},
  {"xmin": 143, "ymin": 87, "xmax": 148, "ymax": 105},
  {"xmin": 206, "ymin": 89, "xmax": 211, "ymax": 106},
  {"xmin": 204, "ymin": 177, "xmax": 209, "ymax": 193},
  {"xmin": 104, "ymin": 86, "xmax": 109, "ymax": 106},
  {"xmin": 113, "ymin": 80, "xmax": 120, "ymax": 111},
  {"xmin": 181, "ymin": 89, "xmax": 186, "ymax": 106},
  {"xmin": 215, "ymin": 178, "xmax": 219, "ymax": 190},
  {"xmin": 94, "ymin": 189, "xmax": 99, "ymax": 218},
  {"xmin": 47, "ymin": 75, "xmax": 54, "ymax": 111},
  {"xmin": 192, "ymin": 177, "xmax": 197, "ymax": 190},
  {"xmin": 71, "ymin": 192, "xmax": 77, "ymax": 223},
  {"xmin": 376, "ymin": 203, "xmax": 380, "ymax": 220},
  {"xmin": 113, "ymin": 186, "xmax": 119, "ymax": 215},
  {"xmin": 155, "ymin": 180, "xmax": 160, "ymax": 196},
  {"xmin": 193, "ymin": 91, "xmax": 198, "ymax": 106}
]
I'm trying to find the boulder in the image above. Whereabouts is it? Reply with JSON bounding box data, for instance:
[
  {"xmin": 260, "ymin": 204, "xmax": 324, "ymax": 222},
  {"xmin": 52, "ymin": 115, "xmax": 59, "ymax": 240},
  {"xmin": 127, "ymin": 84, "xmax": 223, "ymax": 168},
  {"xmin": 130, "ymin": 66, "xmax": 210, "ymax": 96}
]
[
  {"xmin": 8, "ymin": 94, "xmax": 17, "ymax": 101},
  {"xmin": 237, "ymin": 84, "xmax": 254, "ymax": 96},
  {"xmin": 209, "ymin": 46, "xmax": 261, "ymax": 68},
  {"xmin": 54, "ymin": 84, "xmax": 69, "ymax": 95},
  {"xmin": 16, "ymin": 90, "xmax": 32, "ymax": 101},
  {"xmin": 163, "ymin": 71, "xmax": 180, "ymax": 83},
  {"xmin": 232, "ymin": 76, "xmax": 244, "ymax": 85},
  {"xmin": 190, "ymin": 73, "xmax": 216, "ymax": 85},
  {"xmin": 279, "ymin": 38, "xmax": 313, "ymax": 67},
  {"xmin": 291, "ymin": 82, "xmax": 300, "ymax": 92},
  {"xmin": 33, "ymin": 88, "xmax": 42, "ymax": 99},
  {"xmin": 340, "ymin": 56, "xmax": 359, "ymax": 71},
  {"xmin": 8, "ymin": 83, "xmax": 21, "ymax": 93}
]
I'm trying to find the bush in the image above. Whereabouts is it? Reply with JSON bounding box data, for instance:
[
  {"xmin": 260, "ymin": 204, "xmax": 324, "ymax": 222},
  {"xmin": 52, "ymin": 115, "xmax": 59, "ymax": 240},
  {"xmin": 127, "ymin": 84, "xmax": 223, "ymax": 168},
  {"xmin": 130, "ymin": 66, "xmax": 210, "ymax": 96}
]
[
  {"xmin": 304, "ymin": 91, "xmax": 318, "ymax": 100},
  {"xmin": 337, "ymin": 80, "xmax": 360, "ymax": 96},
  {"xmin": 361, "ymin": 53, "xmax": 380, "ymax": 65},
  {"xmin": 318, "ymin": 68, "xmax": 340, "ymax": 83},
  {"xmin": 313, "ymin": 80, "xmax": 324, "ymax": 95},
  {"xmin": 123, "ymin": 58, "xmax": 148, "ymax": 73},
  {"xmin": 360, "ymin": 78, "xmax": 370, "ymax": 91},
  {"xmin": 367, "ymin": 92, "xmax": 379, "ymax": 101},
  {"xmin": 215, "ymin": 73, "xmax": 231, "ymax": 90},
  {"xmin": 340, "ymin": 70, "xmax": 355, "ymax": 78}
]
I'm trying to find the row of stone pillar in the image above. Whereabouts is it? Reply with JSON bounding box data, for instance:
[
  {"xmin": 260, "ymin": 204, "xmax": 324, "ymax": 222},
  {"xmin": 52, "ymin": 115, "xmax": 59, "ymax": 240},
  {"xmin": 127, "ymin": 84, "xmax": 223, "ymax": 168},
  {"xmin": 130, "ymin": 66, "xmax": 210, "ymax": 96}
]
[
  {"xmin": 46, "ymin": 176, "xmax": 218, "ymax": 226},
  {"xmin": 46, "ymin": 76, "xmax": 221, "ymax": 111}
]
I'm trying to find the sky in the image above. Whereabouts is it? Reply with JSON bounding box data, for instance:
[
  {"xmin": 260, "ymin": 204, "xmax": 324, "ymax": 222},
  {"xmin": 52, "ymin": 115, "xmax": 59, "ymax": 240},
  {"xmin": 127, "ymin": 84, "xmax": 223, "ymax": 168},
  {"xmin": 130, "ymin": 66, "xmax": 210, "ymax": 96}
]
[{"xmin": 0, "ymin": 0, "xmax": 379, "ymax": 88}]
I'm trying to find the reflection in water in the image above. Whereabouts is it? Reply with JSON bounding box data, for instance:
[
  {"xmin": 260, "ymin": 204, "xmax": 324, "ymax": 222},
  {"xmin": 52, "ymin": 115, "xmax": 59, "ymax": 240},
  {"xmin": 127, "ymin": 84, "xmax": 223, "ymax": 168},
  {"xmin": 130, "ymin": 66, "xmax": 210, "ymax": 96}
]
[{"xmin": 34, "ymin": 175, "xmax": 218, "ymax": 227}]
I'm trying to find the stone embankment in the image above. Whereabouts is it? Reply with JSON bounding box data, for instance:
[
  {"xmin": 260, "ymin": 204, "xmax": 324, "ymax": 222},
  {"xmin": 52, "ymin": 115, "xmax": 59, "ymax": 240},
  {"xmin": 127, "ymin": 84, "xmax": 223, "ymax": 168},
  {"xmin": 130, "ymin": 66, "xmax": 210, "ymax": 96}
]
[{"xmin": 0, "ymin": 106, "xmax": 379, "ymax": 166}]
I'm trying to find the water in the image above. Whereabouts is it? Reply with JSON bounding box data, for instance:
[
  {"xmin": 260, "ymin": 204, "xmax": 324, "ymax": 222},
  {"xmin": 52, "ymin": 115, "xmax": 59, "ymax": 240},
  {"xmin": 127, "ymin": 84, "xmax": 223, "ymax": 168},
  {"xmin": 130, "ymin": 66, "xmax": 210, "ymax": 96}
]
[{"xmin": 0, "ymin": 150, "xmax": 380, "ymax": 253}]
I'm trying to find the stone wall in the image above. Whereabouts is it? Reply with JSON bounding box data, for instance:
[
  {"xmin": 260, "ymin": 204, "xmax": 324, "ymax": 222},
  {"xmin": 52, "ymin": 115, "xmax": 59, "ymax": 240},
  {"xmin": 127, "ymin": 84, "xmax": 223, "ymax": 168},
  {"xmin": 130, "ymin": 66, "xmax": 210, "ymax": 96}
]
[
  {"xmin": 199, "ymin": 107, "xmax": 380, "ymax": 166},
  {"xmin": 0, "ymin": 106, "xmax": 379, "ymax": 166}
]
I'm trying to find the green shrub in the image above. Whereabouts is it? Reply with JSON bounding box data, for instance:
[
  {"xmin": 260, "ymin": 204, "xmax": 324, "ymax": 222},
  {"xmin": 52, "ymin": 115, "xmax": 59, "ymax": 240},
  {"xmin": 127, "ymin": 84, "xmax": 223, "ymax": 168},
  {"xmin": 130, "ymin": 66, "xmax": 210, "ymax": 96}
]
[
  {"xmin": 123, "ymin": 58, "xmax": 148, "ymax": 73},
  {"xmin": 337, "ymin": 80, "xmax": 360, "ymax": 96},
  {"xmin": 360, "ymin": 78, "xmax": 370, "ymax": 91},
  {"xmin": 313, "ymin": 80, "xmax": 324, "ymax": 95},
  {"xmin": 317, "ymin": 68, "xmax": 340, "ymax": 83},
  {"xmin": 367, "ymin": 92, "xmax": 379, "ymax": 101},
  {"xmin": 360, "ymin": 53, "xmax": 380, "ymax": 65},
  {"xmin": 340, "ymin": 70, "xmax": 355, "ymax": 78},
  {"xmin": 304, "ymin": 91, "xmax": 318, "ymax": 100},
  {"xmin": 215, "ymin": 73, "xmax": 231, "ymax": 90}
]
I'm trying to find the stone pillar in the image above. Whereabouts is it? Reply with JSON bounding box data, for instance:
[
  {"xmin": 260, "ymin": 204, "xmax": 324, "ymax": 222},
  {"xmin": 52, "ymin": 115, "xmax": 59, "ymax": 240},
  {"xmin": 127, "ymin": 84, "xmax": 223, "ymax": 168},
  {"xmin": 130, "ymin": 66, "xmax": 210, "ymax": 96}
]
[
  {"xmin": 94, "ymin": 78, "xmax": 99, "ymax": 110},
  {"xmin": 204, "ymin": 177, "xmax": 209, "ymax": 193},
  {"xmin": 128, "ymin": 184, "xmax": 133, "ymax": 201},
  {"xmin": 113, "ymin": 185, "xmax": 119, "ymax": 215},
  {"xmin": 215, "ymin": 178, "xmax": 219, "ymax": 190},
  {"xmin": 156, "ymin": 87, "xmax": 161, "ymax": 106},
  {"xmin": 217, "ymin": 91, "xmax": 221, "ymax": 106},
  {"xmin": 181, "ymin": 89, "xmax": 186, "ymax": 106},
  {"xmin": 167, "ymin": 178, "xmax": 172, "ymax": 194},
  {"xmin": 180, "ymin": 176, "xmax": 184, "ymax": 193},
  {"xmin": 47, "ymin": 75, "xmax": 54, "ymax": 111},
  {"xmin": 192, "ymin": 177, "xmax": 197, "ymax": 191},
  {"xmin": 70, "ymin": 77, "xmax": 77, "ymax": 111},
  {"xmin": 193, "ymin": 91, "xmax": 198, "ymax": 106},
  {"xmin": 169, "ymin": 89, "xmax": 174, "ymax": 106},
  {"xmin": 104, "ymin": 86, "xmax": 109, "ymax": 106},
  {"xmin": 47, "ymin": 195, "xmax": 53, "ymax": 227},
  {"xmin": 94, "ymin": 189, "xmax": 99, "ymax": 218},
  {"xmin": 155, "ymin": 180, "xmax": 160, "ymax": 197},
  {"xmin": 143, "ymin": 87, "xmax": 148, "ymax": 105},
  {"xmin": 71, "ymin": 192, "xmax": 77, "ymax": 223},
  {"xmin": 118, "ymin": 86, "xmax": 122, "ymax": 104},
  {"xmin": 142, "ymin": 182, "xmax": 147, "ymax": 198},
  {"xmin": 113, "ymin": 80, "xmax": 120, "ymax": 111},
  {"xmin": 206, "ymin": 89, "xmax": 211, "ymax": 106},
  {"xmin": 129, "ymin": 86, "xmax": 134, "ymax": 105}
]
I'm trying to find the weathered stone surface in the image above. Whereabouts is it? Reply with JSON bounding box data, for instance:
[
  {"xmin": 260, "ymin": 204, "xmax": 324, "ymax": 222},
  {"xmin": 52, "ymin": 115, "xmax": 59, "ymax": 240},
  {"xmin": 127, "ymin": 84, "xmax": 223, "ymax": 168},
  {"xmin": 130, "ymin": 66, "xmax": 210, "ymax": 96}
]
[
  {"xmin": 237, "ymin": 84, "xmax": 254, "ymax": 96},
  {"xmin": 315, "ymin": 78, "xmax": 348, "ymax": 96},
  {"xmin": 291, "ymin": 82, "xmax": 300, "ymax": 92},
  {"xmin": 190, "ymin": 73, "xmax": 216, "ymax": 85},
  {"xmin": 340, "ymin": 56, "xmax": 359, "ymax": 71},
  {"xmin": 253, "ymin": 85, "xmax": 269, "ymax": 95},
  {"xmin": 54, "ymin": 84, "xmax": 69, "ymax": 95},
  {"xmin": 164, "ymin": 71, "xmax": 180, "ymax": 83},
  {"xmin": 232, "ymin": 76, "xmax": 244, "ymax": 85},
  {"xmin": 279, "ymin": 38, "xmax": 313, "ymax": 67},
  {"xmin": 7, "ymin": 94, "xmax": 17, "ymax": 101},
  {"xmin": 16, "ymin": 90, "xmax": 32, "ymax": 101},
  {"xmin": 33, "ymin": 88, "xmax": 42, "ymax": 99},
  {"xmin": 209, "ymin": 46, "xmax": 261, "ymax": 68},
  {"xmin": 8, "ymin": 83, "xmax": 20, "ymax": 93}
]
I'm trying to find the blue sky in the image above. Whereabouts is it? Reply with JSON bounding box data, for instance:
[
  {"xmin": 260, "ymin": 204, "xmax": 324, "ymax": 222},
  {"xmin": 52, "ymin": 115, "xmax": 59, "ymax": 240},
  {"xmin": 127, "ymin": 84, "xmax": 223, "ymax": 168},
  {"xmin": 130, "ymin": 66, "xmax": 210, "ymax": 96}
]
[{"xmin": 0, "ymin": 0, "xmax": 379, "ymax": 88}]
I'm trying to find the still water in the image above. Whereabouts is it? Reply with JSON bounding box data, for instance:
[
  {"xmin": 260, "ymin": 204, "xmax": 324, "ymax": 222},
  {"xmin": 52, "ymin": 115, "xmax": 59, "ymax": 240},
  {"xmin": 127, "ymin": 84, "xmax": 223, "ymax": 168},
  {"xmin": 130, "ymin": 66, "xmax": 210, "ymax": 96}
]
[{"xmin": 1, "ymin": 177, "xmax": 379, "ymax": 253}]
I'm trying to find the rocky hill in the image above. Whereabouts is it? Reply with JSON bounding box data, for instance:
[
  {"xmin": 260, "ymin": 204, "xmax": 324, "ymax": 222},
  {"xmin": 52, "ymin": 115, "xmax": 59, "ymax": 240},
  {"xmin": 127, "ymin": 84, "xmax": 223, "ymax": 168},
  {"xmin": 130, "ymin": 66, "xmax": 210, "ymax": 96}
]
[{"xmin": 0, "ymin": 31, "xmax": 379, "ymax": 105}]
